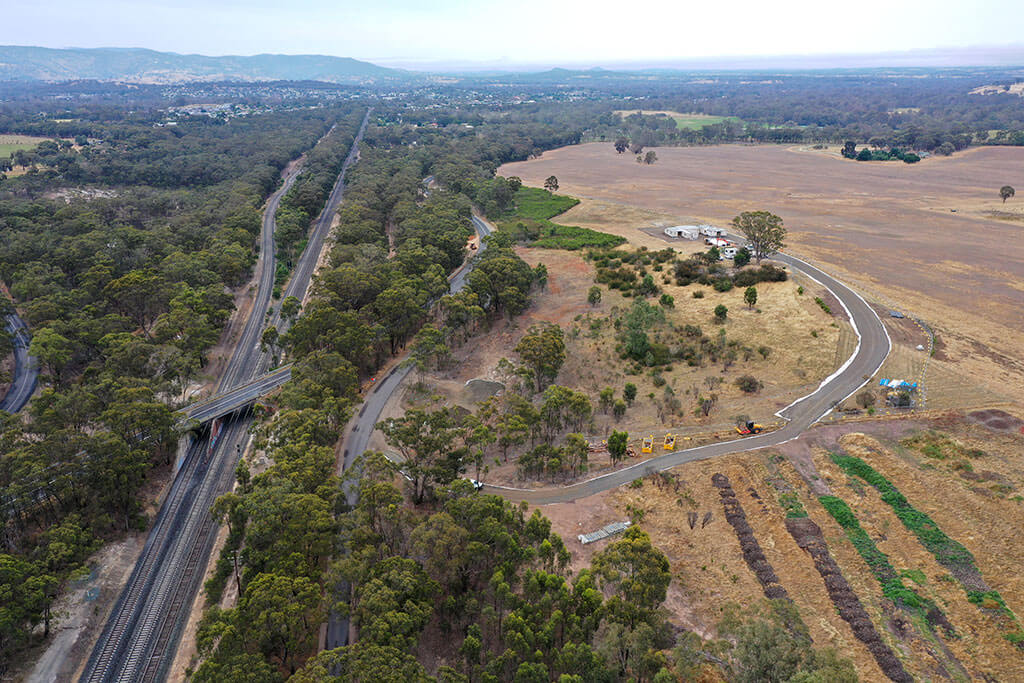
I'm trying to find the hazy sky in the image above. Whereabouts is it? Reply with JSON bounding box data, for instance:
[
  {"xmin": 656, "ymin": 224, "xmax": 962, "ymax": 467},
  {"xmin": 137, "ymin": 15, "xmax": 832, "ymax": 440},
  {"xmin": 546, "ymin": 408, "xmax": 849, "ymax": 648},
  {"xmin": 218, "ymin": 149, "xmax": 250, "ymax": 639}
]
[{"xmin": 3, "ymin": 0, "xmax": 1022, "ymax": 67}]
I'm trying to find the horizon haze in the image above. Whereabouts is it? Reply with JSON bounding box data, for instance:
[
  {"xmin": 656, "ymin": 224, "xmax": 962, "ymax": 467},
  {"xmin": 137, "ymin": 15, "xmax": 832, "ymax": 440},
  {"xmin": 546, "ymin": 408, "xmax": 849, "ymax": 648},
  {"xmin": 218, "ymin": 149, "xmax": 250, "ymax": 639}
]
[{"xmin": 3, "ymin": 0, "xmax": 1023, "ymax": 70}]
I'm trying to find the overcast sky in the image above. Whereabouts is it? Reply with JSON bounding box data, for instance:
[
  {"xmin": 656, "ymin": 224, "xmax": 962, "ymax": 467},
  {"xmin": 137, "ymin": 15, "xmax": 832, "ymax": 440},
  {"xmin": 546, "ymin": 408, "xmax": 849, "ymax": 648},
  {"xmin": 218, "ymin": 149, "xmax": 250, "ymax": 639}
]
[{"xmin": 3, "ymin": 0, "xmax": 1022, "ymax": 68}]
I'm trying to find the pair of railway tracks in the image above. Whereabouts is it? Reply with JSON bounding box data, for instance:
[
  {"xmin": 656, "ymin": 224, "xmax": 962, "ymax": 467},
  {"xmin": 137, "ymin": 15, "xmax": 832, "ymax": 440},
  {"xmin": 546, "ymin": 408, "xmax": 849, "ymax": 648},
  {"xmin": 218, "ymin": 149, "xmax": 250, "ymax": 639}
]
[
  {"xmin": 81, "ymin": 109, "xmax": 370, "ymax": 683},
  {"xmin": 80, "ymin": 417, "xmax": 247, "ymax": 682}
]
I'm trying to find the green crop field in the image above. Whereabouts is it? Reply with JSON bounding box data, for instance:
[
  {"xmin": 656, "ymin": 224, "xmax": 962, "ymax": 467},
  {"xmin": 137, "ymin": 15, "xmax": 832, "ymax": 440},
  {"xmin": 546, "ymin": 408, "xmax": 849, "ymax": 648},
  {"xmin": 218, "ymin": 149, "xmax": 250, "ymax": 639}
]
[
  {"xmin": 0, "ymin": 134, "xmax": 50, "ymax": 157},
  {"xmin": 669, "ymin": 113, "xmax": 743, "ymax": 130},
  {"xmin": 498, "ymin": 187, "xmax": 625, "ymax": 250}
]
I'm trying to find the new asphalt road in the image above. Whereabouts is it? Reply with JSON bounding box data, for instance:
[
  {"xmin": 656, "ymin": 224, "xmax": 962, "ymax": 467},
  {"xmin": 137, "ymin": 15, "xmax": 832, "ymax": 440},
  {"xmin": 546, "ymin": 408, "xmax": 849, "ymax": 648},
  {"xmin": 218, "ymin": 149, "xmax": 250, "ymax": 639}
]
[{"xmin": 341, "ymin": 231, "xmax": 891, "ymax": 507}]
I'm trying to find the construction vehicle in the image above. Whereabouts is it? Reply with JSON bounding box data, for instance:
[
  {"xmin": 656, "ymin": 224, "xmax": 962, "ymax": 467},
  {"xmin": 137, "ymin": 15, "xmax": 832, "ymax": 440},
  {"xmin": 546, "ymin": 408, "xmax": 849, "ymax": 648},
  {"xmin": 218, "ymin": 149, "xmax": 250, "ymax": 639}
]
[
  {"xmin": 641, "ymin": 436, "xmax": 654, "ymax": 454},
  {"xmin": 736, "ymin": 421, "xmax": 763, "ymax": 436},
  {"xmin": 663, "ymin": 434, "xmax": 676, "ymax": 451}
]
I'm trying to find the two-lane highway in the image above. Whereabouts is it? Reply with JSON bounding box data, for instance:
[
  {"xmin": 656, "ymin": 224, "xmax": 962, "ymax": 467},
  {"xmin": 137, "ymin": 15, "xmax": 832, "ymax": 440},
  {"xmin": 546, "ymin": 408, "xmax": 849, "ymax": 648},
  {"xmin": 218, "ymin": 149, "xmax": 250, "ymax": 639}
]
[{"xmin": 0, "ymin": 312, "xmax": 38, "ymax": 413}]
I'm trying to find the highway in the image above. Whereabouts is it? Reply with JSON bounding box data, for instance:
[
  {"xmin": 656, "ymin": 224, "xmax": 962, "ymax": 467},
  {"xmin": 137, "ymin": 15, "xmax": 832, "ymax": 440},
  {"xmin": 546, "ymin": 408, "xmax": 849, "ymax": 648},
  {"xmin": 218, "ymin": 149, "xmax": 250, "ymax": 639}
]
[
  {"xmin": 336, "ymin": 226, "xmax": 890, "ymax": 508},
  {"xmin": 80, "ymin": 109, "xmax": 369, "ymax": 683},
  {"xmin": 0, "ymin": 312, "xmax": 38, "ymax": 413},
  {"xmin": 324, "ymin": 211, "xmax": 492, "ymax": 650}
]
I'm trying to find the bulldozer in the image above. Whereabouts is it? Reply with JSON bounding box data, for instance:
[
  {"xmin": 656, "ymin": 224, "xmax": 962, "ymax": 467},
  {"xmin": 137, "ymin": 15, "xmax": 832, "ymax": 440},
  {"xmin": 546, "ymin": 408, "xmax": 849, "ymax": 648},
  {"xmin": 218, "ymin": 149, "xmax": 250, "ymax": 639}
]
[
  {"xmin": 736, "ymin": 421, "xmax": 764, "ymax": 436},
  {"xmin": 641, "ymin": 435, "xmax": 654, "ymax": 453},
  {"xmin": 663, "ymin": 434, "xmax": 676, "ymax": 451}
]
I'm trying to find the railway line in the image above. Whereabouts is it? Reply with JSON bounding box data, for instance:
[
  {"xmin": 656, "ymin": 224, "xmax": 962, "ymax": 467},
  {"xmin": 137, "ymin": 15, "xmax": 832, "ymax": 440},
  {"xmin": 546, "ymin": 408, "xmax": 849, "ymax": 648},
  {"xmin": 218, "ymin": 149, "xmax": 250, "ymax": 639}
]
[{"xmin": 79, "ymin": 109, "xmax": 369, "ymax": 683}]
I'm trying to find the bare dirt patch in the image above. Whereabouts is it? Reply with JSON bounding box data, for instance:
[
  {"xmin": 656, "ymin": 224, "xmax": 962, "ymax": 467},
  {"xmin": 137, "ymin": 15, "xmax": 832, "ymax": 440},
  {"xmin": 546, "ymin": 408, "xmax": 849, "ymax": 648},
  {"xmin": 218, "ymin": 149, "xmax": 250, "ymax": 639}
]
[
  {"xmin": 500, "ymin": 143, "xmax": 1024, "ymax": 407},
  {"xmin": 21, "ymin": 534, "xmax": 147, "ymax": 683},
  {"xmin": 384, "ymin": 246, "xmax": 850, "ymax": 487},
  {"xmin": 967, "ymin": 407, "xmax": 1024, "ymax": 433}
]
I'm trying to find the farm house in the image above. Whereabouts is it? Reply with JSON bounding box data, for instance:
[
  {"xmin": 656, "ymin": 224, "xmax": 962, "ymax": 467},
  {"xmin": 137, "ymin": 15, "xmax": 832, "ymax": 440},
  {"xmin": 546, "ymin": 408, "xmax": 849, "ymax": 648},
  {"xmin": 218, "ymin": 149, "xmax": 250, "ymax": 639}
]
[{"xmin": 663, "ymin": 225, "xmax": 701, "ymax": 239}]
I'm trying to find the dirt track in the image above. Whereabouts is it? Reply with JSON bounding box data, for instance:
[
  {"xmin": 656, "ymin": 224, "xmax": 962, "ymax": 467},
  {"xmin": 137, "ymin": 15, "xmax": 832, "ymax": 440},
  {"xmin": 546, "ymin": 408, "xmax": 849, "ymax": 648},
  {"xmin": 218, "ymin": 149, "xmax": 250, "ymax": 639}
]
[{"xmin": 500, "ymin": 143, "xmax": 1024, "ymax": 405}]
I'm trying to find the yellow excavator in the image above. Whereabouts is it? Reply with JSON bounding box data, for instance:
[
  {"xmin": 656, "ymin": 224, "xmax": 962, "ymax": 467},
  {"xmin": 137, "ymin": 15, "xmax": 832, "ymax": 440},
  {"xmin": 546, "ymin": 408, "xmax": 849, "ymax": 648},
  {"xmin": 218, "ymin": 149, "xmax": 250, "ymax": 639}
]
[
  {"xmin": 663, "ymin": 434, "xmax": 676, "ymax": 451},
  {"xmin": 641, "ymin": 435, "xmax": 654, "ymax": 453}
]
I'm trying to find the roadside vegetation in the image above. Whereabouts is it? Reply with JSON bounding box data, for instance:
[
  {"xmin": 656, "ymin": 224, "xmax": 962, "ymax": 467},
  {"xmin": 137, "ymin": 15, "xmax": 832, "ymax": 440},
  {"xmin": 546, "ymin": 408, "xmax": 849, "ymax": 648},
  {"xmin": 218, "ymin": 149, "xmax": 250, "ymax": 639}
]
[
  {"xmin": 192, "ymin": 102, "xmax": 612, "ymax": 678},
  {"xmin": 273, "ymin": 109, "xmax": 366, "ymax": 292},
  {"xmin": 3, "ymin": 69, "xmax": 1024, "ymax": 680},
  {"xmin": 497, "ymin": 185, "xmax": 626, "ymax": 250},
  {"xmin": 0, "ymin": 102, "xmax": 363, "ymax": 668}
]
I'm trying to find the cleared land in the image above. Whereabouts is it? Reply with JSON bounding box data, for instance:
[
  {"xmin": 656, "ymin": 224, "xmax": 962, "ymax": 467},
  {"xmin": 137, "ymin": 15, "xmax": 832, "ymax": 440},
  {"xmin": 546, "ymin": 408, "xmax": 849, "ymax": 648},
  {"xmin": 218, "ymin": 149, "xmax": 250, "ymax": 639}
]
[
  {"xmin": 0, "ymin": 133, "xmax": 50, "ymax": 156},
  {"xmin": 500, "ymin": 143, "xmax": 1024, "ymax": 408},
  {"xmin": 613, "ymin": 109, "xmax": 741, "ymax": 129},
  {"xmin": 540, "ymin": 415, "xmax": 1024, "ymax": 681},
  {"xmin": 377, "ymin": 244, "xmax": 851, "ymax": 489}
]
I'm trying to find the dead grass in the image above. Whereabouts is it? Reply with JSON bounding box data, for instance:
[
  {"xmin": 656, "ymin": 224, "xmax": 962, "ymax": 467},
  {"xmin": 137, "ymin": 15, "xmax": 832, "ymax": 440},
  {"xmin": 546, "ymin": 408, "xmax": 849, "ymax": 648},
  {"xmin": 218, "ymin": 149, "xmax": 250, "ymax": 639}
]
[
  {"xmin": 612, "ymin": 451, "xmax": 890, "ymax": 680},
  {"xmin": 390, "ymin": 246, "xmax": 850, "ymax": 486},
  {"xmin": 815, "ymin": 430, "xmax": 1024, "ymax": 680},
  {"xmin": 499, "ymin": 143, "xmax": 1024, "ymax": 408},
  {"xmin": 528, "ymin": 408, "xmax": 1024, "ymax": 681}
]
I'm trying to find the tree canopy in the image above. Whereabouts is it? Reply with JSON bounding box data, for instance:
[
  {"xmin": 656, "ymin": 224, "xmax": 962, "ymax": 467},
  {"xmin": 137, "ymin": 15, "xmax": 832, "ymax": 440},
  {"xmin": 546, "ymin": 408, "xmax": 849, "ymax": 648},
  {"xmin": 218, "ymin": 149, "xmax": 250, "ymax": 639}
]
[{"xmin": 731, "ymin": 211, "xmax": 787, "ymax": 263}]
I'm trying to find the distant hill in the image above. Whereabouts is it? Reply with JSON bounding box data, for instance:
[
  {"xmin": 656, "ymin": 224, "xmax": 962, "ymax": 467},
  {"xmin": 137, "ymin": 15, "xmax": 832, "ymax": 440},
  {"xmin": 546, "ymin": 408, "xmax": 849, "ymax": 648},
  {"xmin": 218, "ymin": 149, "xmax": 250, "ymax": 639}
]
[{"xmin": 0, "ymin": 46, "xmax": 407, "ymax": 84}]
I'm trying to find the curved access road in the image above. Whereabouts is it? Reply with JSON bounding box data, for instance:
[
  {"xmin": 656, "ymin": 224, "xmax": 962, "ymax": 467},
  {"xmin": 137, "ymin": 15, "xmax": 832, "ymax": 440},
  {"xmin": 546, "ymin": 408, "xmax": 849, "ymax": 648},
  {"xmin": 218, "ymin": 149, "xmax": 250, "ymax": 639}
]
[
  {"xmin": 340, "ymin": 228, "xmax": 890, "ymax": 507},
  {"xmin": 339, "ymin": 213, "xmax": 491, "ymax": 477},
  {"xmin": 0, "ymin": 312, "xmax": 38, "ymax": 413},
  {"xmin": 496, "ymin": 246, "xmax": 891, "ymax": 505}
]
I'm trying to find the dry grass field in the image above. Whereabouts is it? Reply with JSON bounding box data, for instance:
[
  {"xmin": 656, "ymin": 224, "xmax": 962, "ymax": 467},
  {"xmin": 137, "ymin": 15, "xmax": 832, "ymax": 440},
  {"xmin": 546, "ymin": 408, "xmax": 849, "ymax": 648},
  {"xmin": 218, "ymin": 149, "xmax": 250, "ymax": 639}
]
[
  {"xmin": 500, "ymin": 143, "xmax": 1024, "ymax": 408},
  {"xmin": 372, "ymin": 245, "xmax": 856, "ymax": 488},
  {"xmin": 613, "ymin": 110, "xmax": 741, "ymax": 129},
  {"xmin": 538, "ymin": 415, "xmax": 1024, "ymax": 681}
]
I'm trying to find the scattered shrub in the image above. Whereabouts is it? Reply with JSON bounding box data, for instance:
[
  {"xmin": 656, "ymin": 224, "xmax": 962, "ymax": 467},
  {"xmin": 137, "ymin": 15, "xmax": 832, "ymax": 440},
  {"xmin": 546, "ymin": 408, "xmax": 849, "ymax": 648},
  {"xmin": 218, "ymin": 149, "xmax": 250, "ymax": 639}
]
[
  {"xmin": 735, "ymin": 375, "xmax": 762, "ymax": 393},
  {"xmin": 713, "ymin": 277, "xmax": 734, "ymax": 292}
]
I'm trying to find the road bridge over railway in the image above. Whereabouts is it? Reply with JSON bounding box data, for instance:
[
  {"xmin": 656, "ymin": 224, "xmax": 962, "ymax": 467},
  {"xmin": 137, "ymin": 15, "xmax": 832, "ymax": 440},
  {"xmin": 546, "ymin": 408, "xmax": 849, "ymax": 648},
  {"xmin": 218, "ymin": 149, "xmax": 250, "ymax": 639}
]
[{"xmin": 178, "ymin": 364, "xmax": 293, "ymax": 424}]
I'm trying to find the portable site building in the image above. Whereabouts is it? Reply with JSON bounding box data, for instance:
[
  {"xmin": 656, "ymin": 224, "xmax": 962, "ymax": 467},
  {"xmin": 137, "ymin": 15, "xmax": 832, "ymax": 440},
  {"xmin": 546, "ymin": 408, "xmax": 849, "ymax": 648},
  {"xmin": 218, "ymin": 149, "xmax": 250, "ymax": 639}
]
[
  {"xmin": 663, "ymin": 225, "xmax": 700, "ymax": 239},
  {"xmin": 700, "ymin": 225, "xmax": 726, "ymax": 237}
]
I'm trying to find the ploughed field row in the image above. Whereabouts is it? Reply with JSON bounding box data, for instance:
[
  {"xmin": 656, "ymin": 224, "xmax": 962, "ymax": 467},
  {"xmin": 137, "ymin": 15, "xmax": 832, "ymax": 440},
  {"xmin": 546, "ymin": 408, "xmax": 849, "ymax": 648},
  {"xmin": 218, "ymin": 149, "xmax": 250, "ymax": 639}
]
[{"xmin": 627, "ymin": 419, "xmax": 1024, "ymax": 682}]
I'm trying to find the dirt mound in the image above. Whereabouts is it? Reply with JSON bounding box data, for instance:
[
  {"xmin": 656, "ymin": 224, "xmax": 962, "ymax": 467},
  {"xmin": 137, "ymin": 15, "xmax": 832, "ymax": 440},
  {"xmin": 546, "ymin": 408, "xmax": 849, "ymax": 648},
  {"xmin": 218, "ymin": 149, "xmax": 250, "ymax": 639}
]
[
  {"xmin": 785, "ymin": 517, "xmax": 913, "ymax": 683},
  {"xmin": 967, "ymin": 408, "xmax": 1024, "ymax": 433},
  {"xmin": 711, "ymin": 474, "xmax": 790, "ymax": 602}
]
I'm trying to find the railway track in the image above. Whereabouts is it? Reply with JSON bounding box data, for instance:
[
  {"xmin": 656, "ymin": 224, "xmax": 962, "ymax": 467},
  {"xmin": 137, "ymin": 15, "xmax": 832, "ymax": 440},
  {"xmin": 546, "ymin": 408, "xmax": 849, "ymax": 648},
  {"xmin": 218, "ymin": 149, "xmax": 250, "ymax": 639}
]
[{"xmin": 80, "ymin": 109, "xmax": 369, "ymax": 683}]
